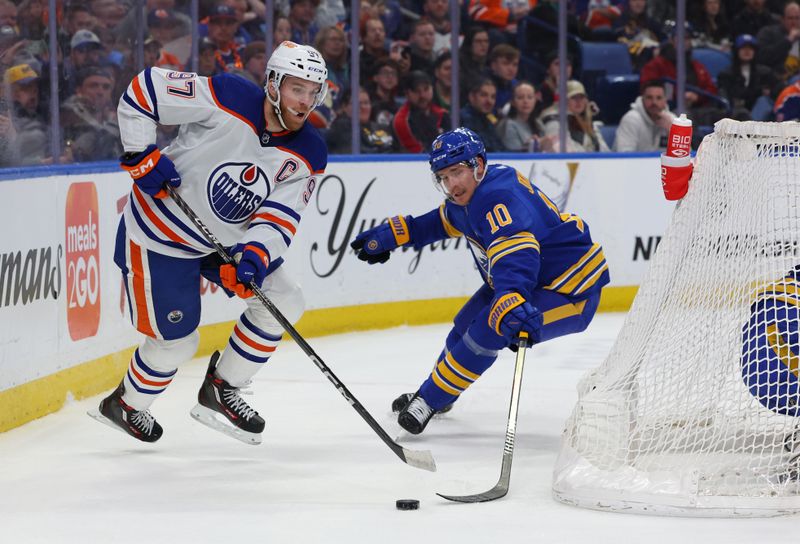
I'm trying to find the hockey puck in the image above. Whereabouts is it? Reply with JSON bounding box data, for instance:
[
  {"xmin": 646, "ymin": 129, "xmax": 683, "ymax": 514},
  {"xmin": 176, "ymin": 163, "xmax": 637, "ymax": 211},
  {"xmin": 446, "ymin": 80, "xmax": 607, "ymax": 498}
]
[{"xmin": 395, "ymin": 499, "xmax": 420, "ymax": 510}]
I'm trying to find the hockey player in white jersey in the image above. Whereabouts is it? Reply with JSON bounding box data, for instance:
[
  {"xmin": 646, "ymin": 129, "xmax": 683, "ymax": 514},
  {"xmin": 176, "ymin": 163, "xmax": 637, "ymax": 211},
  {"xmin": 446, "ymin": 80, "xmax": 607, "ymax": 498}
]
[{"xmin": 91, "ymin": 41, "xmax": 328, "ymax": 445}]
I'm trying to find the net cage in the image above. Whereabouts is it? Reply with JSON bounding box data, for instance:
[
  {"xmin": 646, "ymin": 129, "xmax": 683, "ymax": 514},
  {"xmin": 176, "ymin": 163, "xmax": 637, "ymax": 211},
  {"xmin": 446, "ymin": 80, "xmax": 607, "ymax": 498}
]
[{"xmin": 552, "ymin": 120, "xmax": 800, "ymax": 517}]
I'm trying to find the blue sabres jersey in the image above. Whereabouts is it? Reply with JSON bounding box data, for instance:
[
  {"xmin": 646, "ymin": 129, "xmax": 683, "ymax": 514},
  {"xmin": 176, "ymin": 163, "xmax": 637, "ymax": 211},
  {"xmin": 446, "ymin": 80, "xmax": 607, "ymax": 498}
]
[{"xmin": 411, "ymin": 164, "xmax": 609, "ymax": 299}]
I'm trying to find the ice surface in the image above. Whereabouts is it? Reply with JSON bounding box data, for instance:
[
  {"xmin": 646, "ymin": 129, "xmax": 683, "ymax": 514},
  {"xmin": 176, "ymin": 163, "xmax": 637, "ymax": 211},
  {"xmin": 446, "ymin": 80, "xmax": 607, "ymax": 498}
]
[{"xmin": 0, "ymin": 315, "xmax": 797, "ymax": 543}]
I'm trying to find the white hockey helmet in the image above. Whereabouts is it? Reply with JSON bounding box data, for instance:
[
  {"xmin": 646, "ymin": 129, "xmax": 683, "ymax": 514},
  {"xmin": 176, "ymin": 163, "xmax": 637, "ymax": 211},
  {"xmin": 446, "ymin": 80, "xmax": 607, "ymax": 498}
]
[{"xmin": 265, "ymin": 41, "xmax": 328, "ymax": 109}]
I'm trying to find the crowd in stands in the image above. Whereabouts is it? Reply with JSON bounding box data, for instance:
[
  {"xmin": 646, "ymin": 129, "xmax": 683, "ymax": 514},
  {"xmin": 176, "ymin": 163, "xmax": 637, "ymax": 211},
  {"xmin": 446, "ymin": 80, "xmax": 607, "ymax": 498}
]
[{"xmin": 3, "ymin": 0, "xmax": 800, "ymax": 167}]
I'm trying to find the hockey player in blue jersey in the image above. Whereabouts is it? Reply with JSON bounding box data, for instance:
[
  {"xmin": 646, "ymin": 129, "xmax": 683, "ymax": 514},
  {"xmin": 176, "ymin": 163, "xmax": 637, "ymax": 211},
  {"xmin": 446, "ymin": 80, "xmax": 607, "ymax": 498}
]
[
  {"xmin": 351, "ymin": 128, "xmax": 610, "ymax": 434},
  {"xmin": 90, "ymin": 42, "xmax": 328, "ymax": 445}
]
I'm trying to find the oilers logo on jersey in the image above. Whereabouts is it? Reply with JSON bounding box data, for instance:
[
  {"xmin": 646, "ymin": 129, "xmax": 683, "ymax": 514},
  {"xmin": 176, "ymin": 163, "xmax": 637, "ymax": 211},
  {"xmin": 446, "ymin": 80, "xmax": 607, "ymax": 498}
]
[{"xmin": 207, "ymin": 162, "xmax": 269, "ymax": 224}]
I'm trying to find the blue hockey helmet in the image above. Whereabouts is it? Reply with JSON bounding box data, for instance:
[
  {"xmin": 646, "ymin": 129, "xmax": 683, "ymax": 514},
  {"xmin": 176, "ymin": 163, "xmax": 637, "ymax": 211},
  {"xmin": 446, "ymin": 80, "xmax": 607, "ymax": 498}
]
[{"xmin": 429, "ymin": 127, "xmax": 486, "ymax": 174}]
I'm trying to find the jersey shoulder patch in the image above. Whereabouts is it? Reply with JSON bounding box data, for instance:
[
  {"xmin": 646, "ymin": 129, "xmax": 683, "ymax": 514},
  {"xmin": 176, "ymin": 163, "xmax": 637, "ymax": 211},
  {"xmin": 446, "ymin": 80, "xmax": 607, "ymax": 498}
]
[{"xmin": 208, "ymin": 73, "xmax": 266, "ymax": 133}]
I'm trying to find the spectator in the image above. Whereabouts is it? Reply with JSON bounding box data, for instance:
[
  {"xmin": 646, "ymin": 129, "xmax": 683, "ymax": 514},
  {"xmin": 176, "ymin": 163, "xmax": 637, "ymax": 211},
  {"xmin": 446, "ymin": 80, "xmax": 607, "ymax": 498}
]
[
  {"xmin": 640, "ymin": 22, "xmax": 723, "ymax": 125},
  {"xmin": 0, "ymin": 0, "xmax": 16, "ymax": 29},
  {"xmin": 458, "ymin": 26, "xmax": 490, "ymax": 102},
  {"xmin": 198, "ymin": 38, "xmax": 219, "ymax": 76},
  {"xmin": 613, "ymin": 0, "xmax": 664, "ymax": 71},
  {"xmin": 288, "ymin": 0, "xmax": 319, "ymax": 45},
  {"xmin": 432, "ymin": 51, "xmax": 452, "ymax": 114},
  {"xmin": 327, "ymin": 86, "xmax": 394, "ymax": 154},
  {"xmin": 731, "ymin": 0, "xmax": 778, "ymax": 43},
  {"xmin": 315, "ymin": 25, "xmax": 349, "ymax": 105},
  {"xmin": 222, "ymin": 0, "xmax": 256, "ymax": 45},
  {"xmin": 60, "ymin": 66, "xmax": 122, "ymax": 162},
  {"xmin": 757, "ymin": 1, "xmax": 800, "ymax": 81},
  {"xmin": 583, "ymin": 0, "xmax": 623, "ymax": 34},
  {"xmin": 393, "ymin": 70, "xmax": 449, "ymax": 153},
  {"xmin": 89, "ymin": 0, "xmax": 126, "ymax": 31},
  {"xmin": 690, "ymin": 0, "xmax": 731, "ymax": 51},
  {"xmin": 273, "ymin": 14, "xmax": 292, "ymax": 48},
  {"xmin": 360, "ymin": 17, "xmax": 389, "ymax": 80},
  {"xmin": 360, "ymin": 0, "xmax": 404, "ymax": 41},
  {"xmin": 487, "ymin": 43, "xmax": 520, "ymax": 115},
  {"xmin": 5, "ymin": 62, "xmax": 50, "ymax": 164},
  {"xmin": 116, "ymin": 0, "xmax": 192, "ymax": 51},
  {"xmin": 368, "ymin": 57, "xmax": 403, "ymax": 126},
  {"xmin": 62, "ymin": 30, "xmax": 105, "ymax": 98},
  {"xmin": 58, "ymin": 4, "xmax": 94, "ymax": 56},
  {"xmin": 774, "ymin": 78, "xmax": 800, "ymax": 120},
  {"xmin": 467, "ymin": 0, "xmax": 535, "ymax": 37},
  {"xmin": 206, "ymin": 5, "xmax": 244, "ymax": 74},
  {"xmin": 542, "ymin": 80, "xmax": 609, "ymax": 153},
  {"xmin": 408, "ymin": 19, "xmax": 437, "ymax": 74},
  {"xmin": 422, "ymin": 0, "xmax": 453, "ymax": 55},
  {"xmin": 718, "ymin": 34, "xmax": 780, "ymax": 120},
  {"xmin": 528, "ymin": 0, "xmax": 585, "ymax": 62},
  {"xmin": 613, "ymin": 80, "xmax": 674, "ymax": 151},
  {"xmin": 17, "ymin": 0, "xmax": 45, "ymax": 41},
  {"xmin": 147, "ymin": 9, "xmax": 185, "ymax": 50},
  {"xmin": 535, "ymin": 52, "xmax": 573, "ymax": 118},
  {"xmin": 497, "ymin": 81, "xmax": 553, "ymax": 152},
  {"xmin": 314, "ymin": 0, "xmax": 346, "ymax": 29},
  {"xmin": 239, "ymin": 41, "xmax": 267, "ymax": 85},
  {"xmin": 460, "ymin": 76, "xmax": 506, "ymax": 151}
]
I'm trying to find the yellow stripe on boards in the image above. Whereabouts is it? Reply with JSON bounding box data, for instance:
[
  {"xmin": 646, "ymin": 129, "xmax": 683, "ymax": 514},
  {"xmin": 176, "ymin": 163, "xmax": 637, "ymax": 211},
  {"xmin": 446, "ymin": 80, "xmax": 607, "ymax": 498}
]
[{"xmin": 0, "ymin": 288, "xmax": 640, "ymax": 433}]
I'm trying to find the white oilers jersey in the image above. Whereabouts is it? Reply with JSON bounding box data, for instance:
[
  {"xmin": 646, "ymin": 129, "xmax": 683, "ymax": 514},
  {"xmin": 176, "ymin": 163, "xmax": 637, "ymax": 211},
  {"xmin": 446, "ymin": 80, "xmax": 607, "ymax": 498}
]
[{"xmin": 117, "ymin": 67, "xmax": 327, "ymax": 267}]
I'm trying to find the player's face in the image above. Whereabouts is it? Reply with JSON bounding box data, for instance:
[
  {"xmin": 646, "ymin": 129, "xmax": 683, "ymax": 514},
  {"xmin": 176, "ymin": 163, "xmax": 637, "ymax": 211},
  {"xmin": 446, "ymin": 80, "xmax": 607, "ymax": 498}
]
[
  {"xmin": 276, "ymin": 75, "xmax": 321, "ymax": 131},
  {"xmin": 436, "ymin": 162, "xmax": 481, "ymax": 206}
]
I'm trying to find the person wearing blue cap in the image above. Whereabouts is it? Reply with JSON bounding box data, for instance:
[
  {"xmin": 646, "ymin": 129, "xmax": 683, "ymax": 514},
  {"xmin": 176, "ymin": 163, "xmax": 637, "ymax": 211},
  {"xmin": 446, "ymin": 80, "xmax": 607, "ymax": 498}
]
[{"xmin": 718, "ymin": 34, "xmax": 780, "ymax": 121}]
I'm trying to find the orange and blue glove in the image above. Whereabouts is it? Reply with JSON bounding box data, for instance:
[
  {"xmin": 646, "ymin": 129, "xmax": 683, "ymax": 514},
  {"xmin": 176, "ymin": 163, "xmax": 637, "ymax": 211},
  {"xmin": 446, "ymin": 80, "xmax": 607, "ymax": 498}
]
[
  {"xmin": 220, "ymin": 242, "xmax": 271, "ymax": 299},
  {"xmin": 120, "ymin": 144, "xmax": 181, "ymax": 198}
]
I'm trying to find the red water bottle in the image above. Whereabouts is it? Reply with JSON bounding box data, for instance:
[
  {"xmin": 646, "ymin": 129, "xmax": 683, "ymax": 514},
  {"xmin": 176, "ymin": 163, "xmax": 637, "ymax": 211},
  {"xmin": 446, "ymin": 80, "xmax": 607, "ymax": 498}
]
[{"xmin": 660, "ymin": 114, "xmax": 693, "ymax": 200}]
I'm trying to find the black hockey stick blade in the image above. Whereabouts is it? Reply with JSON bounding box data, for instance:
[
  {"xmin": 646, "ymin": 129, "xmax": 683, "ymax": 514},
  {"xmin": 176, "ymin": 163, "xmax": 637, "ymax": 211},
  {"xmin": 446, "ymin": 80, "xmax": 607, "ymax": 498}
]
[
  {"xmin": 436, "ymin": 483, "xmax": 508, "ymax": 503},
  {"xmin": 437, "ymin": 333, "xmax": 529, "ymax": 502},
  {"xmin": 165, "ymin": 185, "xmax": 437, "ymax": 472}
]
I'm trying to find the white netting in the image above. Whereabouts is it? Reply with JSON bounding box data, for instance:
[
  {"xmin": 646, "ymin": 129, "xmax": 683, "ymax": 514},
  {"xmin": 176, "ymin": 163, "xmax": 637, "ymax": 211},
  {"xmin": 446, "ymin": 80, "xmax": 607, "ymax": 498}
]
[{"xmin": 552, "ymin": 119, "xmax": 800, "ymax": 517}]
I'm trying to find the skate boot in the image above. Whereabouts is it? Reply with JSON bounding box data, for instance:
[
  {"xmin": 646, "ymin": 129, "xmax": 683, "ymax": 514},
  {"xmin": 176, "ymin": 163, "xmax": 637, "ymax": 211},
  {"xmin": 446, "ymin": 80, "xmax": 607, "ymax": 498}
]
[
  {"xmin": 397, "ymin": 393, "xmax": 437, "ymax": 435},
  {"xmin": 392, "ymin": 392, "xmax": 453, "ymax": 415},
  {"xmin": 89, "ymin": 383, "xmax": 163, "ymax": 443},
  {"xmin": 190, "ymin": 351, "xmax": 265, "ymax": 445}
]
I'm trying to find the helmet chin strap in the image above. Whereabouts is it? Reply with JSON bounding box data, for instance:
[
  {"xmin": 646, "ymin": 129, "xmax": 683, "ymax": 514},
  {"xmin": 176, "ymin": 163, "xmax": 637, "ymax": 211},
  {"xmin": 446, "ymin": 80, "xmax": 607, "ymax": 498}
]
[{"xmin": 266, "ymin": 78, "xmax": 289, "ymax": 131}]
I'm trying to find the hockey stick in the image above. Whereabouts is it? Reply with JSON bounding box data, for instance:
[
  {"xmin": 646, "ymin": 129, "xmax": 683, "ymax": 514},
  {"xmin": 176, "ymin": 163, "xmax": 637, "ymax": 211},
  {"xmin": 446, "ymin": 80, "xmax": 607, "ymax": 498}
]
[
  {"xmin": 165, "ymin": 185, "xmax": 436, "ymax": 472},
  {"xmin": 437, "ymin": 331, "xmax": 529, "ymax": 502}
]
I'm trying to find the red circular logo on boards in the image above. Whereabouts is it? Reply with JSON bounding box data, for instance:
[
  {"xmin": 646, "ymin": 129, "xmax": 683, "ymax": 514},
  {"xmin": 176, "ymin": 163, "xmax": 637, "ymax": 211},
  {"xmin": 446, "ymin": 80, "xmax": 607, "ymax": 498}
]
[{"xmin": 65, "ymin": 182, "xmax": 101, "ymax": 340}]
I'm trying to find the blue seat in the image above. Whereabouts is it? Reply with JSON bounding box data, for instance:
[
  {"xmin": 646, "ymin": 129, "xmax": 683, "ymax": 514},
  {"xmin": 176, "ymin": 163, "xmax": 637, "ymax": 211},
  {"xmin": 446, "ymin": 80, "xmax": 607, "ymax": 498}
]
[
  {"xmin": 580, "ymin": 42, "xmax": 634, "ymax": 76},
  {"xmin": 593, "ymin": 75, "xmax": 640, "ymax": 125},
  {"xmin": 598, "ymin": 124, "xmax": 618, "ymax": 149},
  {"xmin": 691, "ymin": 48, "xmax": 732, "ymax": 82}
]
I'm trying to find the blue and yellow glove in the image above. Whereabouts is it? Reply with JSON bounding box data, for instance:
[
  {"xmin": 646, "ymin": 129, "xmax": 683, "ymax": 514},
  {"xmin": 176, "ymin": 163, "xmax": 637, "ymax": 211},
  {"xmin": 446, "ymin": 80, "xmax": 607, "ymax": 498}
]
[
  {"xmin": 120, "ymin": 144, "xmax": 181, "ymax": 198},
  {"xmin": 220, "ymin": 242, "xmax": 271, "ymax": 299},
  {"xmin": 488, "ymin": 291, "xmax": 543, "ymax": 339},
  {"xmin": 350, "ymin": 215, "xmax": 412, "ymax": 264}
]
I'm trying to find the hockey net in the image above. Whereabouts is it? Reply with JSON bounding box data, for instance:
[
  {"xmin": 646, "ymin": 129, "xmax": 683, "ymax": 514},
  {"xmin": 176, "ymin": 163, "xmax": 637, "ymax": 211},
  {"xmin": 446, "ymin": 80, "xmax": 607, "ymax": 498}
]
[{"xmin": 552, "ymin": 119, "xmax": 800, "ymax": 517}]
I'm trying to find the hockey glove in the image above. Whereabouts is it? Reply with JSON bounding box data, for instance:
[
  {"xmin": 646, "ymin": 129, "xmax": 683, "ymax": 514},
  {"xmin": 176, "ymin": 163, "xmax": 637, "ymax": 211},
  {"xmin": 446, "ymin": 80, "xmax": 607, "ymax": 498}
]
[
  {"xmin": 120, "ymin": 144, "xmax": 182, "ymax": 199},
  {"xmin": 488, "ymin": 291, "xmax": 543, "ymax": 339},
  {"xmin": 220, "ymin": 242, "xmax": 271, "ymax": 299},
  {"xmin": 350, "ymin": 215, "xmax": 412, "ymax": 264}
]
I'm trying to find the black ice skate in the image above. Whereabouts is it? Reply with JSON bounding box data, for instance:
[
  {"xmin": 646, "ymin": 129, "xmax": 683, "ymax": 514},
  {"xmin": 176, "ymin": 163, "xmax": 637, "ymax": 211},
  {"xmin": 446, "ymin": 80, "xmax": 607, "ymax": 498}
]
[
  {"xmin": 190, "ymin": 351, "xmax": 265, "ymax": 445},
  {"xmin": 87, "ymin": 383, "xmax": 163, "ymax": 443},
  {"xmin": 392, "ymin": 392, "xmax": 453, "ymax": 415},
  {"xmin": 397, "ymin": 393, "xmax": 437, "ymax": 435}
]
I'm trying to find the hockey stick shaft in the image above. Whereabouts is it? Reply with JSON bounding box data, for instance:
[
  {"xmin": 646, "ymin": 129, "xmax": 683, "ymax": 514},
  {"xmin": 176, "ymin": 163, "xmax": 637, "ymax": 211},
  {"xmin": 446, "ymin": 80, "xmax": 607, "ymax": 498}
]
[
  {"xmin": 165, "ymin": 186, "xmax": 436, "ymax": 471},
  {"xmin": 437, "ymin": 331, "xmax": 529, "ymax": 502}
]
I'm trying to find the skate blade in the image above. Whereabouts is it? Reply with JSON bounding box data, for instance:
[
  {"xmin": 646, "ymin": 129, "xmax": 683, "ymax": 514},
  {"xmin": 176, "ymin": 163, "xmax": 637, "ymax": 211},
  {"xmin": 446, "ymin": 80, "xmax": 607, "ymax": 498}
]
[
  {"xmin": 190, "ymin": 404, "xmax": 262, "ymax": 445},
  {"xmin": 87, "ymin": 408, "xmax": 129, "ymax": 435}
]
